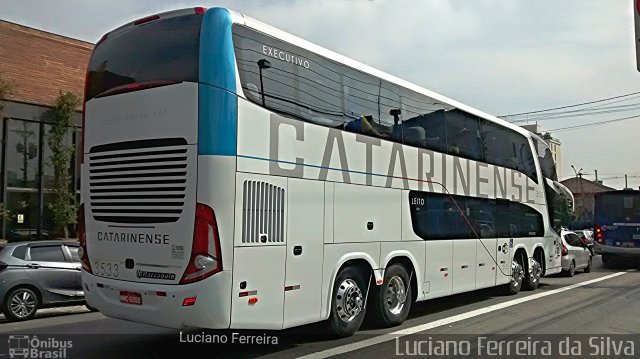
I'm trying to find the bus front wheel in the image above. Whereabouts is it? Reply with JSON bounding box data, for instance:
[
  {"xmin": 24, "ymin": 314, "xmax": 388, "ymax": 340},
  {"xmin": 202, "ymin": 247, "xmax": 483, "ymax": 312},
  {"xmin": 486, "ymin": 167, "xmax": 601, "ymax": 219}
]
[{"xmin": 328, "ymin": 266, "xmax": 368, "ymax": 337}]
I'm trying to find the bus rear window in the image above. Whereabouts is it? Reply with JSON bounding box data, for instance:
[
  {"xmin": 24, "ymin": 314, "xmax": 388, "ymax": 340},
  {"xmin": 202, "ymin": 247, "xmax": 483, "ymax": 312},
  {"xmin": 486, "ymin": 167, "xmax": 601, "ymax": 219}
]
[
  {"xmin": 86, "ymin": 14, "xmax": 202, "ymax": 101},
  {"xmin": 595, "ymin": 192, "xmax": 640, "ymax": 223}
]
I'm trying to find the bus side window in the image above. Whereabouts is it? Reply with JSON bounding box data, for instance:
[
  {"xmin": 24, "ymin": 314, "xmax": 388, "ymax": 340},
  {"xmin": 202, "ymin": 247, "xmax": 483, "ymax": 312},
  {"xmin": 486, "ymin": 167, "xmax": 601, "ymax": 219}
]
[{"xmin": 445, "ymin": 109, "xmax": 482, "ymax": 162}]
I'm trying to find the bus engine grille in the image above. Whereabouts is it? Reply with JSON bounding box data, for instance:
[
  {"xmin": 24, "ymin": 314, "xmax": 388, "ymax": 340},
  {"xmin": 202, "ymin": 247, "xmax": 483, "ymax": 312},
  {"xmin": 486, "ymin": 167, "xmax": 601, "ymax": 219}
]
[
  {"xmin": 242, "ymin": 180, "xmax": 285, "ymax": 243},
  {"xmin": 88, "ymin": 138, "xmax": 189, "ymax": 224}
]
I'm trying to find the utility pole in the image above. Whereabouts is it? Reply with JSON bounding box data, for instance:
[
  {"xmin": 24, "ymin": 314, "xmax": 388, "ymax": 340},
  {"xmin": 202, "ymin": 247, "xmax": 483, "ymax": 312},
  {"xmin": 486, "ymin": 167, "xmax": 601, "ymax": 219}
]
[
  {"xmin": 625, "ymin": 174, "xmax": 629, "ymax": 189},
  {"xmin": 594, "ymin": 169, "xmax": 598, "ymax": 182},
  {"xmin": 571, "ymin": 165, "xmax": 585, "ymax": 226}
]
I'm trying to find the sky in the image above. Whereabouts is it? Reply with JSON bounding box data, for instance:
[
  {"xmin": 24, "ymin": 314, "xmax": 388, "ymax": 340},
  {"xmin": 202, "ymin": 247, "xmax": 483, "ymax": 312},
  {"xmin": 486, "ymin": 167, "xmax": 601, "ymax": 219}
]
[{"xmin": 1, "ymin": 0, "xmax": 639, "ymax": 189}]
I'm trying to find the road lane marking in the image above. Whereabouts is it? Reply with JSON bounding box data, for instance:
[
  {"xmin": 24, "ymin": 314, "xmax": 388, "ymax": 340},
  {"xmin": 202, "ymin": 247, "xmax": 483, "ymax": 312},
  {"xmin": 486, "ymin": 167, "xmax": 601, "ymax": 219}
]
[{"xmin": 298, "ymin": 271, "xmax": 627, "ymax": 359}]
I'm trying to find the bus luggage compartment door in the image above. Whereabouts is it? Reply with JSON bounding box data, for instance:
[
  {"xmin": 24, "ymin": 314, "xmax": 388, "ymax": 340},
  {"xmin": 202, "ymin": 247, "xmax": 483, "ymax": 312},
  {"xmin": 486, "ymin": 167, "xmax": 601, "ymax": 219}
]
[
  {"xmin": 283, "ymin": 178, "xmax": 324, "ymax": 329},
  {"xmin": 230, "ymin": 246, "xmax": 285, "ymax": 329}
]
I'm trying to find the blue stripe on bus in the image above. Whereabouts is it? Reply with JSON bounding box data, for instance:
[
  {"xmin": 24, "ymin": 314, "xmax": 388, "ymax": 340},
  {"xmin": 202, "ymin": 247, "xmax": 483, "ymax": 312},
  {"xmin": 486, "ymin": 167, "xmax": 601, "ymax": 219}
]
[{"xmin": 198, "ymin": 7, "xmax": 237, "ymax": 156}]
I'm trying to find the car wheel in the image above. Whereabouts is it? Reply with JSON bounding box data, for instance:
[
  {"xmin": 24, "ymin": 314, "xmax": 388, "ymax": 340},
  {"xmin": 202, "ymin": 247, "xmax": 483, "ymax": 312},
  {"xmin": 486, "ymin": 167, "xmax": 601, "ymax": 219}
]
[
  {"xmin": 85, "ymin": 304, "xmax": 99, "ymax": 312},
  {"xmin": 584, "ymin": 256, "xmax": 592, "ymax": 273},
  {"xmin": 522, "ymin": 257, "xmax": 541, "ymax": 291},
  {"xmin": 567, "ymin": 261, "xmax": 576, "ymax": 277},
  {"xmin": 503, "ymin": 260, "xmax": 524, "ymax": 295},
  {"xmin": 2, "ymin": 287, "xmax": 39, "ymax": 322},
  {"xmin": 328, "ymin": 266, "xmax": 368, "ymax": 337},
  {"xmin": 371, "ymin": 264, "xmax": 412, "ymax": 327}
]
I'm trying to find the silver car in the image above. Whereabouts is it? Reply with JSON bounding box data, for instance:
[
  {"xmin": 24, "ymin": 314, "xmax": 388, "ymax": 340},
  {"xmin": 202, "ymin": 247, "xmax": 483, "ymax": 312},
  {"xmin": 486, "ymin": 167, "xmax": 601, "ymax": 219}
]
[
  {"xmin": 560, "ymin": 229, "xmax": 593, "ymax": 276},
  {"xmin": 0, "ymin": 241, "xmax": 86, "ymax": 321}
]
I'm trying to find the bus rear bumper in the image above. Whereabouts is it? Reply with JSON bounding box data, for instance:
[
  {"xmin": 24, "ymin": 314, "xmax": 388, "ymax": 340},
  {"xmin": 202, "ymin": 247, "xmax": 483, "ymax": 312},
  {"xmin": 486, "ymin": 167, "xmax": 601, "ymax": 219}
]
[
  {"xmin": 594, "ymin": 243, "xmax": 640, "ymax": 256},
  {"xmin": 82, "ymin": 270, "xmax": 232, "ymax": 329}
]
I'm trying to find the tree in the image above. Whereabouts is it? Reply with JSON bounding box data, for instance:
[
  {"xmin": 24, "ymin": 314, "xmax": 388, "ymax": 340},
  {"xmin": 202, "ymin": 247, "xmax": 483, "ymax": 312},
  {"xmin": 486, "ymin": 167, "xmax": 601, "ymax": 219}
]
[
  {"xmin": 0, "ymin": 73, "xmax": 12, "ymax": 114},
  {"xmin": 48, "ymin": 91, "xmax": 80, "ymax": 238},
  {"xmin": 556, "ymin": 195, "xmax": 577, "ymax": 230}
]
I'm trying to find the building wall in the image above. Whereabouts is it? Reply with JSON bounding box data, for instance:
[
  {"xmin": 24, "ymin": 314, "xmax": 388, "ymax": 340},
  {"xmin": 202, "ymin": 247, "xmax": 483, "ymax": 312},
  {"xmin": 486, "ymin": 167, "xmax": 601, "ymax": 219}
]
[
  {"xmin": 0, "ymin": 20, "xmax": 92, "ymax": 107},
  {"xmin": 0, "ymin": 20, "xmax": 91, "ymax": 241},
  {"xmin": 547, "ymin": 138, "xmax": 562, "ymax": 179}
]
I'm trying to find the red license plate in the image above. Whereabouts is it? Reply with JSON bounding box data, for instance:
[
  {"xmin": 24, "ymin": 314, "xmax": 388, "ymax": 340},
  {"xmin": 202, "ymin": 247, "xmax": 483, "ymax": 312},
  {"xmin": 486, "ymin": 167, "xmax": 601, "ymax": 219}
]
[{"xmin": 120, "ymin": 291, "xmax": 142, "ymax": 305}]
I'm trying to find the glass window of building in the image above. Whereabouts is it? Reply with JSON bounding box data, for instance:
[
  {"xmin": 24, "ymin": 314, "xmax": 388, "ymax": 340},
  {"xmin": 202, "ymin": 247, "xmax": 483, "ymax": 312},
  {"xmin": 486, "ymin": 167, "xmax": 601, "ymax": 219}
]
[{"xmin": 5, "ymin": 119, "xmax": 40, "ymax": 189}]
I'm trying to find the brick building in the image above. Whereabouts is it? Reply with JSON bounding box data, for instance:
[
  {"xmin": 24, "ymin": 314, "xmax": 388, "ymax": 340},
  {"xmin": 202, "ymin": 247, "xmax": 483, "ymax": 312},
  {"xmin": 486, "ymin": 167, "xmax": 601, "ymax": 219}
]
[
  {"xmin": 0, "ymin": 20, "xmax": 93, "ymax": 241},
  {"xmin": 560, "ymin": 177, "xmax": 614, "ymax": 228}
]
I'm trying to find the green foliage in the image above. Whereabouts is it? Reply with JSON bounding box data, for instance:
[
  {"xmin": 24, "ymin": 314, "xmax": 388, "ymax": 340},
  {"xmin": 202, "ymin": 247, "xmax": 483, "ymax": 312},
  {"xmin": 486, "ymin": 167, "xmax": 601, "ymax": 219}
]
[
  {"xmin": 0, "ymin": 75, "xmax": 12, "ymax": 102},
  {"xmin": 0, "ymin": 201, "xmax": 28, "ymax": 221},
  {"xmin": 556, "ymin": 196, "xmax": 576, "ymax": 230},
  {"xmin": 48, "ymin": 91, "xmax": 80, "ymax": 238},
  {"xmin": 0, "ymin": 74, "xmax": 13, "ymax": 126}
]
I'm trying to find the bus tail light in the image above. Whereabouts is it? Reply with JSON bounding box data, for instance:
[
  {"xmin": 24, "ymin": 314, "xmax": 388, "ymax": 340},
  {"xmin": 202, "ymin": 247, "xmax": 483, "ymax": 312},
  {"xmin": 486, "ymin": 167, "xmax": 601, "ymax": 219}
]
[
  {"xmin": 594, "ymin": 224, "xmax": 604, "ymax": 243},
  {"xmin": 134, "ymin": 15, "xmax": 160, "ymax": 26},
  {"xmin": 180, "ymin": 203, "xmax": 222, "ymax": 284},
  {"xmin": 77, "ymin": 204, "xmax": 92, "ymax": 273},
  {"xmin": 561, "ymin": 244, "xmax": 568, "ymax": 256}
]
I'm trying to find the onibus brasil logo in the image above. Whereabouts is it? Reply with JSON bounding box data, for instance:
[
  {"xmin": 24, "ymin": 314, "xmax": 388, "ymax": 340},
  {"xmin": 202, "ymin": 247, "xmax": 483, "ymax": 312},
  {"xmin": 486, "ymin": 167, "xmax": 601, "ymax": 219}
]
[{"xmin": 7, "ymin": 335, "xmax": 72, "ymax": 358}]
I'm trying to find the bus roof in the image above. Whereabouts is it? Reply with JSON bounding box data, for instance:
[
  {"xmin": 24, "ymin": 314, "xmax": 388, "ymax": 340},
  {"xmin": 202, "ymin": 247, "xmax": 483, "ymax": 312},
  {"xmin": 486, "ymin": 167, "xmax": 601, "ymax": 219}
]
[
  {"xmin": 101, "ymin": 6, "xmax": 533, "ymax": 140},
  {"xmin": 228, "ymin": 8, "xmax": 533, "ymax": 139}
]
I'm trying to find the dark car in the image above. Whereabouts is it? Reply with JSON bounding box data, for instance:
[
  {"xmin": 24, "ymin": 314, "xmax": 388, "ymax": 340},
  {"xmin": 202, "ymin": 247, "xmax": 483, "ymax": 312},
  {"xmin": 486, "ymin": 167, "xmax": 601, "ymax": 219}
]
[
  {"xmin": 6, "ymin": 228, "xmax": 52, "ymax": 242},
  {"xmin": 0, "ymin": 241, "xmax": 88, "ymax": 321},
  {"xmin": 573, "ymin": 229, "xmax": 595, "ymax": 255}
]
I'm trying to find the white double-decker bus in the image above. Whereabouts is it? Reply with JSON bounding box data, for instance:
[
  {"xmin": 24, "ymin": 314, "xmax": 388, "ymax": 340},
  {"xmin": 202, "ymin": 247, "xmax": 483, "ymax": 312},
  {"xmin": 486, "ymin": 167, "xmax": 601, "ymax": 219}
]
[{"xmin": 79, "ymin": 7, "xmax": 572, "ymax": 336}]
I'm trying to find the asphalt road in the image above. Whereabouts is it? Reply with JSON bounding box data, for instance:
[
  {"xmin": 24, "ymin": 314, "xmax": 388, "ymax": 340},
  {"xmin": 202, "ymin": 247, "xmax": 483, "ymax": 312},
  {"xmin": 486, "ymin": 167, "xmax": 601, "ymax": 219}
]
[{"xmin": 1, "ymin": 255, "xmax": 638, "ymax": 358}]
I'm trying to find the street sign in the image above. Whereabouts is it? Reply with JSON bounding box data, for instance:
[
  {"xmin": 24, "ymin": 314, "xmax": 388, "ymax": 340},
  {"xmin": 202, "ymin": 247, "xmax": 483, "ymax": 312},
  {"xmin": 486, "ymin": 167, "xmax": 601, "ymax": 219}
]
[{"xmin": 17, "ymin": 214, "xmax": 24, "ymax": 224}]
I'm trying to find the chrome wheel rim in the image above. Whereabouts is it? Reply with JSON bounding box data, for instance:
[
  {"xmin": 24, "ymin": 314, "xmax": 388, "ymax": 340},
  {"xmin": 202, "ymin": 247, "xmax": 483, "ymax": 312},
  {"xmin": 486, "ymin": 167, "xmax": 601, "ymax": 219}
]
[
  {"xmin": 511, "ymin": 261, "xmax": 524, "ymax": 289},
  {"xmin": 335, "ymin": 279, "xmax": 364, "ymax": 322},
  {"xmin": 9, "ymin": 289, "xmax": 36, "ymax": 319},
  {"xmin": 529, "ymin": 258, "xmax": 541, "ymax": 284},
  {"xmin": 385, "ymin": 276, "xmax": 407, "ymax": 315}
]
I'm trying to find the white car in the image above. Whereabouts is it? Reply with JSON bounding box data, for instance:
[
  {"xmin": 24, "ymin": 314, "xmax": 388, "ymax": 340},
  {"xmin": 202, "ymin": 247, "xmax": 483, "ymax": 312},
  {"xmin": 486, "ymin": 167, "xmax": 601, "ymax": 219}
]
[{"xmin": 560, "ymin": 229, "xmax": 592, "ymax": 276}]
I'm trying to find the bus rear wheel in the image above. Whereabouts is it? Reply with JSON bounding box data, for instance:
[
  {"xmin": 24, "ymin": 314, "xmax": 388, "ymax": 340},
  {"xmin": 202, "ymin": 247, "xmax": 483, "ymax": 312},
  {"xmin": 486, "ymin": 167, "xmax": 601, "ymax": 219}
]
[
  {"xmin": 371, "ymin": 264, "xmax": 412, "ymax": 327},
  {"xmin": 503, "ymin": 260, "xmax": 524, "ymax": 295},
  {"xmin": 522, "ymin": 257, "xmax": 541, "ymax": 291},
  {"xmin": 328, "ymin": 266, "xmax": 368, "ymax": 337}
]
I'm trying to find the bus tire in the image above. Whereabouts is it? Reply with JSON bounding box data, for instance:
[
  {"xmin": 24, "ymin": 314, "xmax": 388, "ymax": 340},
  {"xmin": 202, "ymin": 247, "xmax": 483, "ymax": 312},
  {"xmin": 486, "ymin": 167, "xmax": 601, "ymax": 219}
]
[
  {"xmin": 522, "ymin": 257, "xmax": 541, "ymax": 291},
  {"xmin": 371, "ymin": 264, "xmax": 412, "ymax": 327},
  {"xmin": 328, "ymin": 266, "xmax": 368, "ymax": 337},
  {"xmin": 503, "ymin": 260, "xmax": 524, "ymax": 295},
  {"xmin": 601, "ymin": 254, "xmax": 611, "ymax": 267}
]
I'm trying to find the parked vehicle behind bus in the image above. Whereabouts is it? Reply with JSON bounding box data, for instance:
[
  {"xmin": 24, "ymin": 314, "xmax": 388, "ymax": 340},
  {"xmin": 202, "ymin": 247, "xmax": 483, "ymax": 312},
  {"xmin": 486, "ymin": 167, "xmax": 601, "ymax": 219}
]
[{"xmin": 593, "ymin": 190, "xmax": 640, "ymax": 266}]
